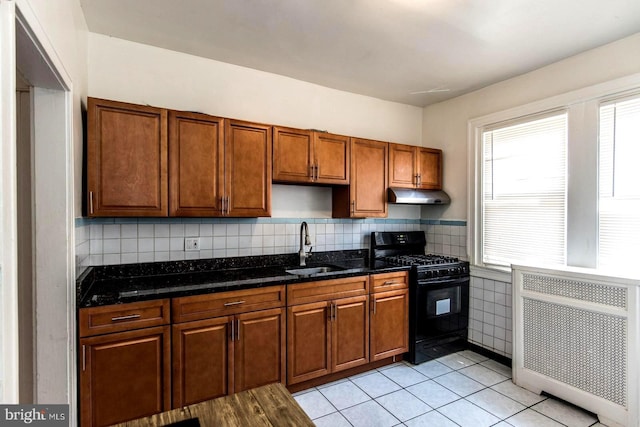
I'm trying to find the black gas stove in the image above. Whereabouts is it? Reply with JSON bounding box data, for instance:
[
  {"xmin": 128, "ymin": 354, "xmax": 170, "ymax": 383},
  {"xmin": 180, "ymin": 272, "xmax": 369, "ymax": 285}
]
[{"xmin": 371, "ymin": 231, "xmax": 470, "ymax": 364}]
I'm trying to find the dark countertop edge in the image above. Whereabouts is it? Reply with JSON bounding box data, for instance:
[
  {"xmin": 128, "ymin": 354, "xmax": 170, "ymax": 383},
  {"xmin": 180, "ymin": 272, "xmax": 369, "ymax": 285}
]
[{"xmin": 77, "ymin": 250, "xmax": 411, "ymax": 308}]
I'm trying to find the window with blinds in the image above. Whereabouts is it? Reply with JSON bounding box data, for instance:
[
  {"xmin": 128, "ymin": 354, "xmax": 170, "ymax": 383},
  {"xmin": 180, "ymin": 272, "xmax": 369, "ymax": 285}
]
[
  {"xmin": 482, "ymin": 113, "xmax": 568, "ymax": 267},
  {"xmin": 599, "ymin": 96, "xmax": 640, "ymax": 268}
]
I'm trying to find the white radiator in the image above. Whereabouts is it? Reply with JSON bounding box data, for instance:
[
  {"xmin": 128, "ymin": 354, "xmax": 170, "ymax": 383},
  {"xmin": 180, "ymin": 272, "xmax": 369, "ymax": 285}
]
[{"xmin": 512, "ymin": 265, "xmax": 639, "ymax": 427}]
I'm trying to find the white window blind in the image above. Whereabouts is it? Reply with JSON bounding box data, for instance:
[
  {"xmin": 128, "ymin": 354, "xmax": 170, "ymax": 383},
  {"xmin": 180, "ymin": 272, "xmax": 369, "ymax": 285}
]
[
  {"xmin": 598, "ymin": 96, "xmax": 640, "ymax": 268},
  {"xmin": 482, "ymin": 113, "xmax": 567, "ymax": 267}
]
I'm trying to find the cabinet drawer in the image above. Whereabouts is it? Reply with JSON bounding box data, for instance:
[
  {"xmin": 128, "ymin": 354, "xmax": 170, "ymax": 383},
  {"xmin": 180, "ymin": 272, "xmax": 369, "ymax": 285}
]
[
  {"xmin": 370, "ymin": 271, "xmax": 409, "ymax": 293},
  {"xmin": 287, "ymin": 276, "xmax": 369, "ymax": 306},
  {"xmin": 172, "ymin": 285, "xmax": 286, "ymax": 323},
  {"xmin": 79, "ymin": 299, "xmax": 170, "ymax": 338}
]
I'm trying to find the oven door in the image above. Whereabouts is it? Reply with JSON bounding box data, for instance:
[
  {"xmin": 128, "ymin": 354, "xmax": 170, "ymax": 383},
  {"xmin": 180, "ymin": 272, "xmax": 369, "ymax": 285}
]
[{"xmin": 413, "ymin": 276, "xmax": 469, "ymax": 344}]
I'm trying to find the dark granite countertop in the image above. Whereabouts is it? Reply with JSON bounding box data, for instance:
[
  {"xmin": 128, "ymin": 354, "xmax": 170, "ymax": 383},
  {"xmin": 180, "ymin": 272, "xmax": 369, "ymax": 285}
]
[{"xmin": 77, "ymin": 250, "xmax": 409, "ymax": 308}]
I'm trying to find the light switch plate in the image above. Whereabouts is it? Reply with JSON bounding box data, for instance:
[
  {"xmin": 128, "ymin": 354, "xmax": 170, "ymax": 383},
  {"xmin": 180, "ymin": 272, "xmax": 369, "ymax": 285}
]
[{"xmin": 185, "ymin": 238, "xmax": 200, "ymax": 251}]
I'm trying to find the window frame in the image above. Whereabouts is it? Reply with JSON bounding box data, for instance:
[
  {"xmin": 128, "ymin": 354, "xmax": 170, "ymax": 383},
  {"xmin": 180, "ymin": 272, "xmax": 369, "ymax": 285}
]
[{"xmin": 467, "ymin": 72, "xmax": 640, "ymax": 274}]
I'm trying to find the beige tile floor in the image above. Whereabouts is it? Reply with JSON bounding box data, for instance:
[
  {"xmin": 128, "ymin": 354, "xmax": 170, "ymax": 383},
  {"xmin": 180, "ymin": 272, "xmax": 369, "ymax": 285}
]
[{"xmin": 293, "ymin": 350, "xmax": 605, "ymax": 427}]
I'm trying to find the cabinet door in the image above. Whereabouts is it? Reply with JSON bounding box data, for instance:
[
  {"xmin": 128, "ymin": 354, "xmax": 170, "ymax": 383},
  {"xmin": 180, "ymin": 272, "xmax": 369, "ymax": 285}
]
[
  {"xmin": 169, "ymin": 111, "xmax": 224, "ymax": 216},
  {"xmin": 234, "ymin": 308, "xmax": 286, "ymax": 392},
  {"xmin": 172, "ymin": 317, "xmax": 232, "ymax": 407},
  {"xmin": 80, "ymin": 326, "xmax": 171, "ymax": 427},
  {"xmin": 287, "ymin": 301, "xmax": 331, "ymax": 384},
  {"xmin": 349, "ymin": 138, "xmax": 388, "ymax": 217},
  {"xmin": 225, "ymin": 120, "xmax": 272, "ymax": 217},
  {"xmin": 273, "ymin": 127, "xmax": 313, "ymax": 183},
  {"xmin": 332, "ymin": 295, "xmax": 369, "ymax": 372},
  {"xmin": 87, "ymin": 97, "xmax": 168, "ymax": 217},
  {"xmin": 314, "ymin": 132, "xmax": 350, "ymax": 184},
  {"xmin": 389, "ymin": 143, "xmax": 417, "ymax": 188},
  {"xmin": 370, "ymin": 289, "xmax": 409, "ymax": 361},
  {"xmin": 417, "ymin": 148, "xmax": 442, "ymax": 189}
]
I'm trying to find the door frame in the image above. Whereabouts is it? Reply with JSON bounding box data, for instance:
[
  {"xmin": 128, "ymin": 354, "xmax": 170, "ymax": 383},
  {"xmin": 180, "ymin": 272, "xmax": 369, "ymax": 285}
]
[{"xmin": 1, "ymin": 0, "xmax": 77, "ymax": 420}]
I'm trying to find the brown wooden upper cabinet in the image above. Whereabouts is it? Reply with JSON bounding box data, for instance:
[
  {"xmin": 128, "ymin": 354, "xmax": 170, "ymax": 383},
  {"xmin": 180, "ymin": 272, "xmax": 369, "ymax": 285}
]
[
  {"xmin": 389, "ymin": 143, "xmax": 443, "ymax": 190},
  {"xmin": 87, "ymin": 97, "xmax": 271, "ymax": 218},
  {"xmin": 169, "ymin": 114, "xmax": 272, "ymax": 217},
  {"xmin": 169, "ymin": 111, "xmax": 224, "ymax": 216},
  {"xmin": 224, "ymin": 119, "xmax": 272, "ymax": 217},
  {"xmin": 272, "ymin": 126, "xmax": 349, "ymax": 185},
  {"xmin": 87, "ymin": 97, "xmax": 168, "ymax": 217},
  {"xmin": 332, "ymin": 138, "xmax": 388, "ymax": 218}
]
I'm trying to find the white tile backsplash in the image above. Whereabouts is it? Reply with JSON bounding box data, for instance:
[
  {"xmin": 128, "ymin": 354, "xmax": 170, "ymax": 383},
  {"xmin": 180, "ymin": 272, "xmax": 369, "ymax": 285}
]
[{"xmin": 75, "ymin": 218, "xmax": 466, "ymax": 274}]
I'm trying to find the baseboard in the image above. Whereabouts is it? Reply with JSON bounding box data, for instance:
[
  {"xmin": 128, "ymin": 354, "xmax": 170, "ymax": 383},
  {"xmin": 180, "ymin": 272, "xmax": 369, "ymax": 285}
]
[{"xmin": 466, "ymin": 342, "xmax": 512, "ymax": 367}]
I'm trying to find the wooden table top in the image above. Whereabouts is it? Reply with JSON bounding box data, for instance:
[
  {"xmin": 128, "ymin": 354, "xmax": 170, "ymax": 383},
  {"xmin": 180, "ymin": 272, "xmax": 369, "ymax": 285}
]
[{"xmin": 111, "ymin": 383, "xmax": 314, "ymax": 427}]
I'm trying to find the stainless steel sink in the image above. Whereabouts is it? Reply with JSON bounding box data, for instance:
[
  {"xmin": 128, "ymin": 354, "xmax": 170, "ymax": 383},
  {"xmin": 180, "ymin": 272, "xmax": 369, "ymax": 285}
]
[{"xmin": 285, "ymin": 265, "xmax": 344, "ymax": 276}]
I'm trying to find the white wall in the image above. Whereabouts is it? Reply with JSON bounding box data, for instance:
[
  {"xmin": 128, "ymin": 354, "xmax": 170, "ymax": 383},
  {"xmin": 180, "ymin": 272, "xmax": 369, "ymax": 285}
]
[
  {"xmin": 88, "ymin": 33, "xmax": 423, "ymax": 144},
  {"xmin": 423, "ymin": 32, "xmax": 640, "ymax": 220}
]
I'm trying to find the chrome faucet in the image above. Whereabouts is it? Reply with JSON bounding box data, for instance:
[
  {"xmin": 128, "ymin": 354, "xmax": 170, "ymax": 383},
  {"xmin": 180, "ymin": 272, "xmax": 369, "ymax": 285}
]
[{"xmin": 299, "ymin": 221, "xmax": 313, "ymax": 266}]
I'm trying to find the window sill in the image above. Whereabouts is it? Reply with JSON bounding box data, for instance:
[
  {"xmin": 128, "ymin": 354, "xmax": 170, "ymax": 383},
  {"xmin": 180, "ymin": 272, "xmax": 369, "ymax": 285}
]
[{"xmin": 470, "ymin": 265, "xmax": 512, "ymax": 283}]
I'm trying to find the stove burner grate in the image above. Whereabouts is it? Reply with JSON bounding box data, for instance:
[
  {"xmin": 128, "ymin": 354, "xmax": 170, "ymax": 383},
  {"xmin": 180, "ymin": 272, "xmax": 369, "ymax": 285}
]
[{"xmin": 382, "ymin": 254, "xmax": 460, "ymax": 267}]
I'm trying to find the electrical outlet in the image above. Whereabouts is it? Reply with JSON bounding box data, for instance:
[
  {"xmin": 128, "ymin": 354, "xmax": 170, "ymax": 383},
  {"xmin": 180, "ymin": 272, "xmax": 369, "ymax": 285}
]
[{"xmin": 185, "ymin": 237, "xmax": 200, "ymax": 251}]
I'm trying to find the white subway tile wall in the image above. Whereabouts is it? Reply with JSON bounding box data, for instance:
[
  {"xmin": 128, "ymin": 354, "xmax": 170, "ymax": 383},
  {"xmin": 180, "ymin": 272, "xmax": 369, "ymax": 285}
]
[
  {"xmin": 469, "ymin": 276, "xmax": 513, "ymax": 358},
  {"xmin": 75, "ymin": 218, "xmax": 468, "ymax": 277}
]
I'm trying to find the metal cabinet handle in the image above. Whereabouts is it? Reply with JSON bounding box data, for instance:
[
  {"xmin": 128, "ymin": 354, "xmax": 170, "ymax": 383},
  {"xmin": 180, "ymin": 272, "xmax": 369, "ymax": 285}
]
[
  {"xmin": 237, "ymin": 318, "xmax": 240, "ymax": 341},
  {"xmin": 373, "ymin": 298, "xmax": 377, "ymax": 314},
  {"xmin": 315, "ymin": 164, "xmax": 319, "ymax": 180},
  {"xmin": 223, "ymin": 300, "xmax": 246, "ymax": 306},
  {"xmin": 417, "ymin": 173, "xmax": 422, "ymax": 187},
  {"xmin": 89, "ymin": 191, "xmax": 94, "ymax": 215},
  {"xmin": 82, "ymin": 345, "xmax": 86, "ymax": 371},
  {"xmin": 351, "ymin": 200, "xmax": 355, "ymax": 214},
  {"xmin": 111, "ymin": 314, "xmax": 141, "ymax": 322},
  {"xmin": 382, "ymin": 280, "xmax": 396, "ymax": 285},
  {"xmin": 230, "ymin": 319, "xmax": 235, "ymax": 341},
  {"xmin": 226, "ymin": 196, "xmax": 231, "ymax": 215}
]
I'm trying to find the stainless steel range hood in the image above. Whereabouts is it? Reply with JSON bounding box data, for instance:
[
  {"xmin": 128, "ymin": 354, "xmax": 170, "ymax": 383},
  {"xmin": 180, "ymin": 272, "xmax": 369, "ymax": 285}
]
[{"xmin": 387, "ymin": 187, "xmax": 451, "ymax": 205}]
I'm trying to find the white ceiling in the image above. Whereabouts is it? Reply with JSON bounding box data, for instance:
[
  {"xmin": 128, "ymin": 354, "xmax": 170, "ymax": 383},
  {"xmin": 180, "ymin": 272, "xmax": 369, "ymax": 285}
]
[{"xmin": 80, "ymin": 0, "xmax": 640, "ymax": 107}]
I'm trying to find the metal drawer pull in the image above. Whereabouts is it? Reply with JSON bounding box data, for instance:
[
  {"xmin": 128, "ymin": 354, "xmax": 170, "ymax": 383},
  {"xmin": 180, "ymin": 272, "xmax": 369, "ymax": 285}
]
[
  {"xmin": 382, "ymin": 281, "xmax": 397, "ymax": 285},
  {"xmin": 223, "ymin": 300, "xmax": 246, "ymax": 307},
  {"xmin": 111, "ymin": 314, "xmax": 141, "ymax": 321}
]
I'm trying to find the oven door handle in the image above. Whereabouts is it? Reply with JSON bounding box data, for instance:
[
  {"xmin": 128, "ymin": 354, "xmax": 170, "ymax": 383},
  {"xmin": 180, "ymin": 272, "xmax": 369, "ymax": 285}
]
[{"xmin": 416, "ymin": 276, "xmax": 469, "ymax": 287}]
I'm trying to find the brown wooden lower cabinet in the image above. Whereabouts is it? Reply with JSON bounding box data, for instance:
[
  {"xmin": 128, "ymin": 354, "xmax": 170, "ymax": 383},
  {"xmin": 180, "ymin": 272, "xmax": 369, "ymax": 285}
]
[
  {"xmin": 80, "ymin": 274, "xmax": 411, "ymax": 424},
  {"xmin": 287, "ymin": 295, "xmax": 369, "ymax": 385},
  {"xmin": 80, "ymin": 326, "xmax": 171, "ymax": 427},
  {"xmin": 172, "ymin": 316, "xmax": 232, "ymax": 406},
  {"xmin": 332, "ymin": 295, "xmax": 369, "ymax": 372},
  {"xmin": 172, "ymin": 307, "xmax": 286, "ymax": 407},
  {"xmin": 370, "ymin": 288, "xmax": 409, "ymax": 361}
]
